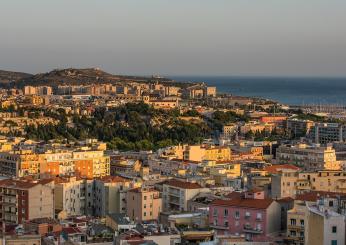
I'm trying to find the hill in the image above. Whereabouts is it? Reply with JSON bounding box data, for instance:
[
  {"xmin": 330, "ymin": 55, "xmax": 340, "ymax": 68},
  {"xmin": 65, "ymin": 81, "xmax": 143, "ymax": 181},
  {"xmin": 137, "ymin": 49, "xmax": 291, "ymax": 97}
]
[
  {"xmin": 0, "ymin": 70, "xmax": 32, "ymax": 84},
  {"xmin": 0, "ymin": 67, "xmax": 192, "ymax": 88}
]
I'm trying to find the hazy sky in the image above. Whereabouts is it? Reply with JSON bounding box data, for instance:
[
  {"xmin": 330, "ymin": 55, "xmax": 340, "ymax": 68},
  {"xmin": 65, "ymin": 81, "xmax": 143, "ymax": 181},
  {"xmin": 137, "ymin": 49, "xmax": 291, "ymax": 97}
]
[{"xmin": 1, "ymin": 0, "xmax": 346, "ymax": 76}]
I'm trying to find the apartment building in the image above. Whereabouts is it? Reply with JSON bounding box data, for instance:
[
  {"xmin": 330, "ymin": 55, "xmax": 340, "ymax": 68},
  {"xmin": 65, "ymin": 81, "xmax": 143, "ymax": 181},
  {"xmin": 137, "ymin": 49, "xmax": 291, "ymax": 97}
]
[
  {"xmin": 310, "ymin": 123, "xmax": 345, "ymax": 144},
  {"xmin": 286, "ymin": 118, "xmax": 314, "ymax": 138},
  {"xmin": 162, "ymin": 179, "xmax": 208, "ymax": 212},
  {"xmin": 183, "ymin": 84, "xmax": 216, "ymax": 99},
  {"xmin": 23, "ymin": 86, "xmax": 52, "ymax": 95},
  {"xmin": 109, "ymin": 156, "xmax": 141, "ymax": 176},
  {"xmin": 222, "ymin": 124, "xmax": 238, "ymax": 137},
  {"xmin": 126, "ymin": 187, "xmax": 162, "ymax": 222},
  {"xmin": 307, "ymin": 205, "xmax": 345, "ymax": 245},
  {"xmin": 0, "ymin": 150, "xmax": 41, "ymax": 177},
  {"xmin": 0, "ymin": 149, "xmax": 110, "ymax": 179},
  {"xmin": 40, "ymin": 151, "xmax": 74, "ymax": 177},
  {"xmin": 271, "ymin": 169, "xmax": 299, "ymax": 199},
  {"xmin": 164, "ymin": 86, "xmax": 180, "ymax": 96},
  {"xmin": 209, "ymin": 197, "xmax": 281, "ymax": 242},
  {"xmin": 272, "ymin": 169, "xmax": 346, "ymax": 198},
  {"xmin": 73, "ymin": 151, "xmax": 110, "ymax": 178},
  {"xmin": 93, "ymin": 176, "xmax": 132, "ymax": 217},
  {"xmin": 54, "ymin": 176, "xmax": 86, "ymax": 216},
  {"xmin": 182, "ymin": 145, "xmax": 206, "ymax": 162},
  {"xmin": 204, "ymin": 146, "xmax": 232, "ymax": 161},
  {"xmin": 0, "ymin": 178, "xmax": 54, "ymax": 229},
  {"xmin": 240, "ymin": 122, "xmax": 274, "ymax": 135},
  {"xmin": 160, "ymin": 145, "xmax": 231, "ymax": 162},
  {"xmin": 286, "ymin": 201, "xmax": 308, "ymax": 244},
  {"xmin": 276, "ymin": 144, "xmax": 340, "ymax": 170},
  {"xmin": 286, "ymin": 191, "xmax": 346, "ymax": 245}
]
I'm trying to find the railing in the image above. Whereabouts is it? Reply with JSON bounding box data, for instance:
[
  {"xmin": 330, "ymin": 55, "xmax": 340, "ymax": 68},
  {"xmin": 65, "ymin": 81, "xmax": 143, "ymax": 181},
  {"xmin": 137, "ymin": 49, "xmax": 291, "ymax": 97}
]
[
  {"xmin": 243, "ymin": 225, "xmax": 263, "ymax": 234},
  {"xmin": 210, "ymin": 224, "xmax": 229, "ymax": 230}
]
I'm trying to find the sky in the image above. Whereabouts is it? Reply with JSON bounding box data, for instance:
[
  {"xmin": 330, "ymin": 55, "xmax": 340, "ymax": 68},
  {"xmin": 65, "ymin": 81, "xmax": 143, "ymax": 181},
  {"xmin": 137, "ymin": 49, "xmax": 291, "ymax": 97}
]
[{"xmin": 0, "ymin": 0, "xmax": 346, "ymax": 77}]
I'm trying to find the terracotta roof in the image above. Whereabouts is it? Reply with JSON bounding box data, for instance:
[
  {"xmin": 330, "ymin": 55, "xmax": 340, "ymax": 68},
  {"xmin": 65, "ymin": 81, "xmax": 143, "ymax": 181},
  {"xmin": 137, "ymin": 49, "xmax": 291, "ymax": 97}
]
[
  {"xmin": 211, "ymin": 198, "xmax": 274, "ymax": 209},
  {"xmin": 0, "ymin": 178, "xmax": 53, "ymax": 189},
  {"xmin": 98, "ymin": 175, "xmax": 130, "ymax": 183},
  {"xmin": 225, "ymin": 192, "xmax": 243, "ymax": 200},
  {"xmin": 164, "ymin": 179, "xmax": 202, "ymax": 189},
  {"xmin": 264, "ymin": 164, "xmax": 300, "ymax": 174},
  {"xmin": 295, "ymin": 191, "xmax": 346, "ymax": 202},
  {"xmin": 277, "ymin": 197, "xmax": 294, "ymax": 203},
  {"xmin": 62, "ymin": 227, "xmax": 83, "ymax": 234}
]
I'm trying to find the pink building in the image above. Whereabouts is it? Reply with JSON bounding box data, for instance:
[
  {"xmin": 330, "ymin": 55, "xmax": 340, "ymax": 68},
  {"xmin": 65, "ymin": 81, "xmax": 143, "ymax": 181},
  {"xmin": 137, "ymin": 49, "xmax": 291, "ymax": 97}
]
[{"xmin": 209, "ymin": 196, "xmax": 281, "ymax": 242}]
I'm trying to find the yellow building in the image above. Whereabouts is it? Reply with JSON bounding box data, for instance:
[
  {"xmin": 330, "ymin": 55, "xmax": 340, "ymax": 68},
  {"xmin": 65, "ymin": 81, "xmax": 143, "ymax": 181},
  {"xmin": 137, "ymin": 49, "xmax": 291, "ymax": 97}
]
[
  {"xmin": 0, "ymin": 100, "xmax": 17, "ymax": 109},
  {"xmin": 0, "ymin": 150, "xmax": 42, "ymax": 177},
  {"xmin": 73, "ymin": 150, "xmax": 110, "ymax": 178},
  {"xmin": 208, "ymin": 163, "xmax": 241, "ymax": 185},
  {"xmin": 222, "ymin": 124, "xmax": 237, "ymax": 137},
  {"xmin": 161, "ymin": 144, "xmax": 231, "ymax": 162},
  {"xmin": 204, "ymin": 146, "xmax": 231, "ymax": 161},
  {"xmin": 272, "ymin": 169, "xmax": 346, "ymax": 198}
]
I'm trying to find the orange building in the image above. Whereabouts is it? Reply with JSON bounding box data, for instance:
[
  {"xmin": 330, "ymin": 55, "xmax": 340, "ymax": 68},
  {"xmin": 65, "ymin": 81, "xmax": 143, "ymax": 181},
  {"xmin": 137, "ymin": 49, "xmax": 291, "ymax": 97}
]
[
  {"xmin": 260, "ymin": 116, "xmax": 287, "ymax": 124},
  {"xmin": 74, "ymin": 159, "xmax": 94, "ymax": 178}
]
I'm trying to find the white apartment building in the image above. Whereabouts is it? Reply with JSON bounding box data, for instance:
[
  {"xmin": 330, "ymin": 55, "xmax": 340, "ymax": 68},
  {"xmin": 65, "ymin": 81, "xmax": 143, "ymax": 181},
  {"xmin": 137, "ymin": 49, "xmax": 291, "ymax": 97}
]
[
  {"xmin": 276, "ymin": 144, "xmax": 340, "ymax": 170},
  {"xmin": 162, "ymin": 179, "xmax": 208, "ymax": 212}
]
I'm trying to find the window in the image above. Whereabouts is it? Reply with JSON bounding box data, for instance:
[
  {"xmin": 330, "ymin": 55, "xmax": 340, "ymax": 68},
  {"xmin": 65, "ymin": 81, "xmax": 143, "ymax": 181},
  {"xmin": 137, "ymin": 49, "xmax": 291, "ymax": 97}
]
[
  {"xmin": 143, "ymin": 212, "xmax": 146, "ymax": 217},
  {"xmin": 213, "ymin": 209, "xmax": 218, "ymax": 216},
  {"xmin": 144, "ymin": 196, "xmax": 147, "ymax": 200},
  {"xmin": 245, "ymin": 211, "xmax": 250, "ymax": 218},
  {"xmin": 213, "ymin": 219, "xmax": 218, "ymax": 226},
  {"xmin": 290, "ymin": 219, "xmax": 296, "ymax": 226},
  {"xmin": 256, "ymin": 213, "xmax": 262, "ymax": 220},
  {"xmin": 331, "ymin": 240, "xmax": 337, "ymax": 245},
  {"xmin": 144, "ymin": 204, "xmax": 146, "ymax": 209},
  {"xmin": 224, "ymin": 209, "xmax": 228, "ymax": 216},
  {"xmin": 235, "ymin": 211, "xmax": 240, "ymax": 218},
  {"xmin": 300, "ymin": 220, "xmax": 304, "ymax": 226},
  {"xmin": 329, "ymin": 201, "xmax": 334, "ymax": 207},
  {"xmin": 224, "ymin": 221, "xmax": 229, "ymax": 227},
  {"xmin": 332, "ymin": 226, "xmax": 337, "ymax": 233}
]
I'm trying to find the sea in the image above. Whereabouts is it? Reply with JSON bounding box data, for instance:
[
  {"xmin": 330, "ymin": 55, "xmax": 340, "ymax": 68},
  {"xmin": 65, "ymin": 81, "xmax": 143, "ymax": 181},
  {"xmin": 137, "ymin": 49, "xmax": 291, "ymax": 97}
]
[{"xmin": 171, "ymin": 76, "xmax": 346, "ymax": 106}]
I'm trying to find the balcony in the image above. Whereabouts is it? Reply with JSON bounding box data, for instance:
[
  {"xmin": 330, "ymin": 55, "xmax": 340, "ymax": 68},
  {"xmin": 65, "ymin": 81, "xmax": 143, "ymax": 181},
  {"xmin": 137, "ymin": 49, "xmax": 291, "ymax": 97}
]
[
  {"xmin": 169, "ymin": 199, "xmax": 180, "ymax": 206},
  {"xmin": 243, "ymin": 225, "xmax": 263, "ymax": 234},
  {"xmin": 297, "ymin": 184, "xmax": 310, "ymax": 190},
  {"xmin": 287, "ymin": 224, "xmax": 304, "ymax": 230},
  {"xmin": 168, "ymin": 189, "xmax": 180, "ymax": 197},
  {"xmin": 285, "ymin": 236, "xmax": 299, "ymax": 241},
  {"xmin": 2, "ymin": 199, "xmax": 17, "ymax": 206},
  {"xmin": 210, "ymin": 224, "xmax": 229, "ymax": 230}
]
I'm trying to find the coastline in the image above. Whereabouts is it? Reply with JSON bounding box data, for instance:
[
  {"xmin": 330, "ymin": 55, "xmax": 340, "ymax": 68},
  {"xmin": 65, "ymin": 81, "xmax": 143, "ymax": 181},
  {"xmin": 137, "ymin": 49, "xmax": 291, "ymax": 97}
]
[{"xmin": 171, "ymin": 76, "xmax": 346, "ymax": 106}]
